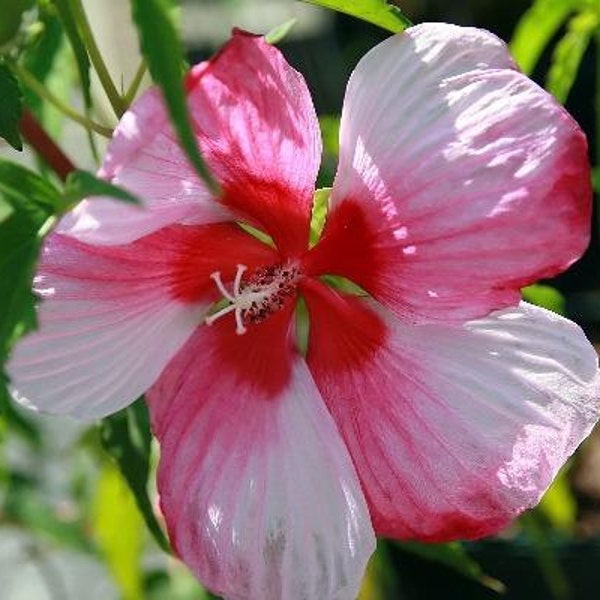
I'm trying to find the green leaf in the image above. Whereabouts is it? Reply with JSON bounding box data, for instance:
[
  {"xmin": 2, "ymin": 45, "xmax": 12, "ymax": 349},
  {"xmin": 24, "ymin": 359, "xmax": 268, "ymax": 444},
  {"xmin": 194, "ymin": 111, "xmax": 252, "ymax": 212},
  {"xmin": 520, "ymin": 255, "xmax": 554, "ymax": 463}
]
[
  {"xmin": 520, "ymin": 512, "xmax": 572, "ymax": 599},
  {"xmin": 396, "ymin": 541, "xmax": 505, "ymax": 594},
  {"xmin": 302, "ymin": 0, "xmax": 412, "ymax": 33},
  {"xmin": 0, "ymin": 160, "xmax": 60, "ymax": 365},
  {"xmin": 318, "ymin": 115, "xmax": 340, "ymax": 187},
  {"xmin": 63, "ymin": 170, "xmax": 140, "ymax": 211},
  {"xmin": 319, "ymin": 115, "xmax": 340, "ymax": 159},
  {"xmin": 546, "ymin": 10, "xmax": 598, "ymax": 103},
  {"xmin": 310, "ymin": 187, "xmax": 330, "ymax": 246},
  {"xmin": 20, "ymin": 6, "xmax": 70, "ymax": 139},
  {"xmin": 265, "ymin": 18, "xmax": 297, "ymax": 44},
  {"xmin": 358, "ymin": 541, "xmax": 402, "ymax": 600},
  {"xmin": 509, "ymin": 0, "xmax": 576, "ymax": 74},
  {"xmin": 21, "ymin": 4, "xmax": 65, "ymax": 89},
  {"xmin": 0, "ymin": 197, "xmax": 13, "ymax": 223},
  {"xmin": 521, "ymin": 284, "xmax": 566, "ymax": 315},
  {"xmin": 100, "ymin": 398, "xmax": 171, "ymax": 553},
  {"xmin": 50, "ymin": 0, "xmax": 92, "ymax": 107},
  {"xmin": 93, "ymin": 461, "xmax": 145, "ymax": 600},
  {"xmin": 0, "ymin": 60, "xmax": 24, "ymax": 151},
  {"xmin": 131, "ymin": 0, "xmax": 219, "ymax": 194},
  {"xmin": 0, "ymin": 159, "xmax": 62, "ymax": 212},
  {"xmin": 538, "ymin": 465, "xmax": 576, "ymax": 530}
]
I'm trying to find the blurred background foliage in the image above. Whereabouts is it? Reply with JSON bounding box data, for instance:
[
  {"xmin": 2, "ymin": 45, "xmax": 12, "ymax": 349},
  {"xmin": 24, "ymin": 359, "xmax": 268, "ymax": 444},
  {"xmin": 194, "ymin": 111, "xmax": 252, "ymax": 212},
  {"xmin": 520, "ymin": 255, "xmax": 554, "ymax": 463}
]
[{"xmin": 1, "ymin": 1, "xmax": 600, "ymax": 599}]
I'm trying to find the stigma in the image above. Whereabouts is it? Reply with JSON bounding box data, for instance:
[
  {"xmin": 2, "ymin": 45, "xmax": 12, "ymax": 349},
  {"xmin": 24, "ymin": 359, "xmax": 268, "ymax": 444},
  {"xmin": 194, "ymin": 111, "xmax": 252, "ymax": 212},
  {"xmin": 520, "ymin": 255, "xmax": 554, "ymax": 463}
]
[{"xmin": 205, "ymin": 263, "xmax": 298, "ymax": 335}]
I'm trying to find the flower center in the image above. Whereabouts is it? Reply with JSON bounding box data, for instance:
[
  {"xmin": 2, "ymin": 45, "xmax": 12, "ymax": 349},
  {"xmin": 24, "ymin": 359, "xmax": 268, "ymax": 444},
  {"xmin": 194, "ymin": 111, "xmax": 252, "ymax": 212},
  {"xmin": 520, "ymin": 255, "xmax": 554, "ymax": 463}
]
[{"xmin": 205, "ymin": 263, "xmax": 298, "ymax": 335}]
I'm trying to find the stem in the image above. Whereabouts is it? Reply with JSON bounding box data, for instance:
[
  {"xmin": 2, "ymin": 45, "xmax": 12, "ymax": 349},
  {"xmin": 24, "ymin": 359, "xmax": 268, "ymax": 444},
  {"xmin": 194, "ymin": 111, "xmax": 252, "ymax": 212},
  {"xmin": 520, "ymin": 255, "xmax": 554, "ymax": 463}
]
[
  {"xmin": 19, "ymin": 111, "xmax": 76, "ymax": 182},
  {"xmin": 124, "ymin": 59, "xmax": 147, "ymax": 106},
  {"xmin": 14, "ymin": 63, "xmax": 113, "ymax": 137},
  {"xmin": 68, "ymin": 0, "xmax": 127, "ymax": 117}
]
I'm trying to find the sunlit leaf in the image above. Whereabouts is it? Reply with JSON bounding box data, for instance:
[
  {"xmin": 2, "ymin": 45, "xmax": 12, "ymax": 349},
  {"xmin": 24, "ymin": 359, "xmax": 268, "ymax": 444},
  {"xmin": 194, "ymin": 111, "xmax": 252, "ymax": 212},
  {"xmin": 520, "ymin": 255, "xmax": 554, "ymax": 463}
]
[
  {"xmin": 100, "ymin": 398, "xmax": 170, "ymax": 552},
  {"xmin": 319, "ymin": 115, "xmax": 340, "ymax": 158},
  {"xmin": 521, "ymin": 284, "xmax": 566, "ymax": 315},
  {"xmin": 265, "ymin": 18, "xmax": 297, "ymax": 44},
  {"xmin": 63, "ymin": 170, "xmax": 140, "ymax": 211},
  {"xmin": 509, "ymin": 0, "xmax": 576, "ymax": 74},
  {"xmin": 318, "ymin": 114, "xmax": 340, "ymax": 187},
  {"xmin": 538, "ymin": 465, "xmax": 576, "ymax": 530},
  {"xmin": 358, "ymin": 541, "xmax": 402, "ymax": 600},
  {"xmin": 93, "ymin": 461, "xmax": 145, "ymax": 600},
  {"xmin": 0, "ymin": 60, "xmax": 24, "ymax": 151},
  {"xmin": 310, "ymin": 187, "xmax": 330, "ymax": 246},
  {"xmin": 303, "ymin": 0, "xmax": 411, "ymax": 32},
  {"xmin": 546, "ymin": 9, "xmax": 598, "ymax": 103},
  {"xmin": 131, "ymin": 0, "xmax": 219, "ymax": 194}
]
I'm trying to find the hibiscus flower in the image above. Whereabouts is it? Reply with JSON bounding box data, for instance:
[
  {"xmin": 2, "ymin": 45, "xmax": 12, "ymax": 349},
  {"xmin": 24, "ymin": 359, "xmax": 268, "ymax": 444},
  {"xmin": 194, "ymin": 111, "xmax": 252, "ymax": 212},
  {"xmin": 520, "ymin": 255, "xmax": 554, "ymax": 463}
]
[{"xmin": 7, "ymin": 23, "xmax": 600, "ymax": 600}]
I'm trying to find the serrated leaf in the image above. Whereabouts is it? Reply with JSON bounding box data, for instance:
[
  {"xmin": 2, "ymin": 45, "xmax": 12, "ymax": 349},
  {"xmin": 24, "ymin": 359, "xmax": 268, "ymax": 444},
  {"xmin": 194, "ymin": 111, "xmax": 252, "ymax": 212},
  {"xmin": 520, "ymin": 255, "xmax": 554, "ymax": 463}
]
[
  {"xmin": 0, "ymin": 159, "xmax": 62, "ymax": 212},
  {"xmin": 302, "ymin": 0, "xmax": 412, "ymax": 33},
  {"xmin": 0, "ymin": 160, "xmax": 60, "ymax": 366},
  {"xmin": 100, "ymin": 398, "xmax": 170, "ymax": 552},
  {"xmin": 131, "ymin": 0, "xmax": 218, "ymax": 194},
  {"xmin": 265, "ymin": 18, "xmax": 297, "ymax": 44},
  {"xmin": 63, "ymin": 170, "xmax": 140, "ymax": 211},
  {"xmin": 509, "ymin": 0, "xmax": 577, "ymax": 74},
  {"xmin": 0, "ymin": 61, "xmax": 24, "ymax": 151},
  {"xmin": 50, "ymin": 0, "xmax": 92, "ymax": 107},
  {"xmin": 93, "ymin": 461, "xmax": 145, "ymax": 600},
  {"xmin": 546, "ymin": 10, "xmax": 598, "ymax": 103}
]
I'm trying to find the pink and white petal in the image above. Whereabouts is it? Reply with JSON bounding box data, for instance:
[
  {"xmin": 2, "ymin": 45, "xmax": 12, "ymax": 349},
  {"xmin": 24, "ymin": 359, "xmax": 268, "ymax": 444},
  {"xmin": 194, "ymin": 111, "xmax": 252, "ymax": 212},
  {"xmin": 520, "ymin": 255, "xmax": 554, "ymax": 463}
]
[
  {"xmin": 147, "ymin": 315, "xmax": 375, "ymax": 600},
  {"xmin": 304, "ymin": 281, "xmax": 600, "ymax": 541},
  {"xmin": 185, "ymin": 30, "xmax": 322, "ymax": 256},
  {"xmin": 57, "ymin": 87, "xmax": 230, "ymax": 246},
  {"xmin": 308, "ymin": 23, "xmax": 591, "ymax": 323},
  {"xmin": 7, "ymin": 224, "xmax": 277, "ymax": 419}
]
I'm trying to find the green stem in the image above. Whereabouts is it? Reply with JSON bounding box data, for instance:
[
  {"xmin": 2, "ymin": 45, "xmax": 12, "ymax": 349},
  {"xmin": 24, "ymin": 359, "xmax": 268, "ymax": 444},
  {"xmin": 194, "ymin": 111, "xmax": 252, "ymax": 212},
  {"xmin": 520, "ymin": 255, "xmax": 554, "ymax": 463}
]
[
  {"xmin": 68, "ymin": 0, "xmax": 127, "ymax": 117},
  {"xmin": 124, "ymin": 59, "xmax": 147, "ymax": 106},
  {"xmin": 14, "ymin": 63, "xmax": 113, "ymax": 137}
]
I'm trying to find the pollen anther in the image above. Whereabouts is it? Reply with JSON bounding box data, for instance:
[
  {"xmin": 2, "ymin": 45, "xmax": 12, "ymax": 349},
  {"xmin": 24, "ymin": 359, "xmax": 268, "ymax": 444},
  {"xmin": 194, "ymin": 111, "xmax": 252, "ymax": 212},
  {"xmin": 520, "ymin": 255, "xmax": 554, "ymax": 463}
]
[{"xmin": 205, "ymin": 263, "xmax": 298, "ymax": 335}]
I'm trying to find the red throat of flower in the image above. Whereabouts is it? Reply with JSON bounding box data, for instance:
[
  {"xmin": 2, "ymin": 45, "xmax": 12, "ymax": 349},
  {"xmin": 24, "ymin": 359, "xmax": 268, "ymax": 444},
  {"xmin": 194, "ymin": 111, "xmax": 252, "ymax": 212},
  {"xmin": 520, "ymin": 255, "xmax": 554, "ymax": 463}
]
[{"xmin": 205, "ymin": 263, "xmax": 300, "ymax": 335}]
